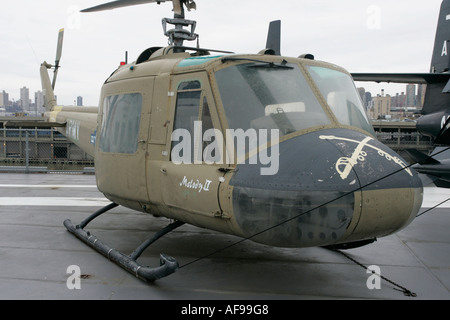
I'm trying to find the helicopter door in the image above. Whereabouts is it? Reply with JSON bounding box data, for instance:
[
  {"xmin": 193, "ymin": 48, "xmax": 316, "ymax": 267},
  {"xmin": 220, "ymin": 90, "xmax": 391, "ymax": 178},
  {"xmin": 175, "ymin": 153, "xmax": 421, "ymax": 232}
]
[
  {"xmin": 95, "ymin": 78, "xmax": 153, "ymax": 208},
  {"xmin": 160, "ymin": 75, "xmax": 224, "ymax": 219}
]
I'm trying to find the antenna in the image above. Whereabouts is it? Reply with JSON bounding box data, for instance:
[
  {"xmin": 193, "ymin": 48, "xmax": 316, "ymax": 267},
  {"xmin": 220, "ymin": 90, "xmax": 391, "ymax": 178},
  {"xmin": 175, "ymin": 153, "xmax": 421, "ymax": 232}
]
[
  {"xmin": 81, "ymin": 0, "xmax": 198, "ymax": 47},
  {"xmin": 266, "ymin": 20, "xmax": 281, "ymax": 56}
]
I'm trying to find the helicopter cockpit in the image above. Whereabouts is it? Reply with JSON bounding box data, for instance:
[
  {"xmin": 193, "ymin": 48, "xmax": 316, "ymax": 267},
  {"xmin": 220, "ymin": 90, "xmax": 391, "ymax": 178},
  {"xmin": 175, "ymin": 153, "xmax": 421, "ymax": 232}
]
[{"xmin": 214, "ymin": 58, "xmax": 374, "ymax": 138}]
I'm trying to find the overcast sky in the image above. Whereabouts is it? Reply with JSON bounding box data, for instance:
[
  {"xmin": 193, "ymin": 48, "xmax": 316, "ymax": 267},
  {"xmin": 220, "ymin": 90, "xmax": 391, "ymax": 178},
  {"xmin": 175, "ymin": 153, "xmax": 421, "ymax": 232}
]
[{"xmin": 0, "ymin": 0, "xmax": 444, "ymax": 106}]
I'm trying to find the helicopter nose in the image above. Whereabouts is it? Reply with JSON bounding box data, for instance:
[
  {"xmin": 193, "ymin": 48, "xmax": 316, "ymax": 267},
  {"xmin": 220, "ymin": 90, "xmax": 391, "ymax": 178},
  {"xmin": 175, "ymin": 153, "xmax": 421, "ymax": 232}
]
[{"xmin": 229, "ymin": 128, "xmax": 423, "ymax": 248}]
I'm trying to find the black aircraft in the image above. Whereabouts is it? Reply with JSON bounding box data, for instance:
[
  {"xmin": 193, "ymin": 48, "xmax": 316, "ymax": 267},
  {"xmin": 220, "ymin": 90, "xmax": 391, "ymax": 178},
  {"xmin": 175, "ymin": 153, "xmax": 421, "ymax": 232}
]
[{"xmin": 353, "ymin": 0, "xmax": 450, "ymax": 187}]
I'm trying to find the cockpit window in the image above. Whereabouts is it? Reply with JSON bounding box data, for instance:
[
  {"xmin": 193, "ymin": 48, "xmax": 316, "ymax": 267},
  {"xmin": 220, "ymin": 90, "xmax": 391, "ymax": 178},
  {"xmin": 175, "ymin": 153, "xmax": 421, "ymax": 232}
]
[
  {"xmin": 306, "ymin": 66, "xmax": 375, "ymax": 135},
  {"xmin": 214, "ymin": 62, "xmax": 330, "ymax": 137}
]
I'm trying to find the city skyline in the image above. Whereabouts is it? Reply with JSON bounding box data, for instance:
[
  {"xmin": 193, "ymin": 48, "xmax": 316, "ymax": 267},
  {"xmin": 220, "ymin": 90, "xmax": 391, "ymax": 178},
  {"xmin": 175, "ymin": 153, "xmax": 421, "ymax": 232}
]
[
  {"xmin": 0, "ymin": 1, "xmax": 443, "ymax": 106},
  {"xmin": 0, "ymin": 86, "xmax": 83, "ymax": 114},
  {"xmin": 1, "ymin": 82, "xmax": 421, "ymax": 120}
]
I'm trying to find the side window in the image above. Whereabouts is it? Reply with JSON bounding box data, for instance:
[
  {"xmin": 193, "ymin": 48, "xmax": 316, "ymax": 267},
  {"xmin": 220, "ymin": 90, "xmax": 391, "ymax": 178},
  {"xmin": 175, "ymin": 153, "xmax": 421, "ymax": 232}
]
[
  {"xmin": 99, "ymin": 93, "xmax": 142, "ymax": 154},
  {"xmin": 173, "ymin": 81, "xmax": 202, "ymax": 134},
  {"xmin": 171, "ymin": 80, "xmax": 219, "ymax": 165},
  {"xmin": 171, "ymin": 81, "xmax": 202, "ymax": 164}
]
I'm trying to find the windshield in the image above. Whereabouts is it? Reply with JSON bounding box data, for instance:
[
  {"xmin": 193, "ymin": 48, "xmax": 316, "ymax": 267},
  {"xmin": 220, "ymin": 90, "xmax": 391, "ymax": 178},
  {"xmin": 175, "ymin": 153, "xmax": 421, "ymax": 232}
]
[
  {"xmin": 306, "ymin": 66, "xmax": 375, "ymax": 135},
  {"xmin": 214, "ymin": 62, "xmax": 330, "ymax": 137}
]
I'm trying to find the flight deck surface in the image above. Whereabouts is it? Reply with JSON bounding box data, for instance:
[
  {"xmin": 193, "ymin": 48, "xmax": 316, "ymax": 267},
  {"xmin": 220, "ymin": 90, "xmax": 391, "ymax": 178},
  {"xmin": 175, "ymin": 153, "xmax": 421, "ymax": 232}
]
[{"xmin": 0, "ymin": 173, "xmax": 449, "ymax": 300}]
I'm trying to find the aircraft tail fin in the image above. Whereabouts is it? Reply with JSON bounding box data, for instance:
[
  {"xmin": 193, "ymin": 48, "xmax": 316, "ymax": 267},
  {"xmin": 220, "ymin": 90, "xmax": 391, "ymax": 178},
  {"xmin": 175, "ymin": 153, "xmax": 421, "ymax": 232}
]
[
  {"xmin": 40, "ymin": 62, "xmax": 57, "ymax": 111},
  {"xmin": 431, "ymin": 0, "xmax": 450, "ymax": 73}
]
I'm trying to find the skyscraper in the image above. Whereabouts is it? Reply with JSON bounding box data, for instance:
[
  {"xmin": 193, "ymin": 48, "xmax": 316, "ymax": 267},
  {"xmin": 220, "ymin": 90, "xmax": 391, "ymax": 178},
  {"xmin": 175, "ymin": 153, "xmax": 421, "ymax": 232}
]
[
  {"xmin": 0, "ymin": 90, "xmax": 9, "ymax": 107},
  {"xmin": 406, "ymin": 84, "xmax": 416, "ymax": 107},
  {"xmin": 35, "ymin": 91, "xmax": 44, "ymax": 114},
  {"xmin": 20, "ymin": 86, "xmax": 30, "ymax": 111},
  {"xmin": 417, "ymin": 84, "xmax": 427, "ymax": 108}
]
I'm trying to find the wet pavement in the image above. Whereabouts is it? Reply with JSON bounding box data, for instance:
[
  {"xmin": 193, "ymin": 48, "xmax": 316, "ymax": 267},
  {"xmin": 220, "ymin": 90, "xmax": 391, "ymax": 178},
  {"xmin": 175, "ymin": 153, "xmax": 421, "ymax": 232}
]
[{"xmin": 0, "ymin": 173, "xmax": 449, "ymax": 300}]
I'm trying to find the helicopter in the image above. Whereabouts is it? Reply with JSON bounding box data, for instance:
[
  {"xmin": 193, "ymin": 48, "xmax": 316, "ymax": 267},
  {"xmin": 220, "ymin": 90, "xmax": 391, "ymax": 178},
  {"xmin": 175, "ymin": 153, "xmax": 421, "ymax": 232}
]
[
  {"xmin": 35, "ymin": 0, "xmax": 423, "ymax": 282},
  {"xmin": 353, "ymin": 0, "xmax": 450, "ymax": 188}
]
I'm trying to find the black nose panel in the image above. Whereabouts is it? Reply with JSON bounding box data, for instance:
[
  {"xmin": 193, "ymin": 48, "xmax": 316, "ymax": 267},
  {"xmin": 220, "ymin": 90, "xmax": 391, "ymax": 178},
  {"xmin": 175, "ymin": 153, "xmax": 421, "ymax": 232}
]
[{"xmin": 229, "ymin": 129, "xmax": 422, "ymax": 247}]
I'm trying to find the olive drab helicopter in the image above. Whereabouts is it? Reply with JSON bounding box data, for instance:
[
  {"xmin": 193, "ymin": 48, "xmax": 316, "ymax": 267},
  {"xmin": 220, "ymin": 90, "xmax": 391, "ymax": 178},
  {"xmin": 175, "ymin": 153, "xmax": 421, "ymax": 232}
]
[{"xmin": 35, "ymin": 0, "xmax": 423, "ymax": 282}]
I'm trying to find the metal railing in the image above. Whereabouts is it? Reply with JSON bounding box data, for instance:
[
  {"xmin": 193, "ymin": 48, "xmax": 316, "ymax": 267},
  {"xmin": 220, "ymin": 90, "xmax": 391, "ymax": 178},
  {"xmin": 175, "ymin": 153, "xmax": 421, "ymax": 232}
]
[
  {"xmin": 375, "ymin": 131, "xmax": 433, "ymax": 151},
  {"xmin": 0, "ymin": 128, "xmax": 94, "ymax": 173}
]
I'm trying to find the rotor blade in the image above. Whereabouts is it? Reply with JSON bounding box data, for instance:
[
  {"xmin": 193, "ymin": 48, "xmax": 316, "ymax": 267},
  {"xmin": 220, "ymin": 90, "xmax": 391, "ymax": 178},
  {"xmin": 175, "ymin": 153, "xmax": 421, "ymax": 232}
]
[
  {"xmin": 351, "ymin": 73, "xmax": 450, "ymax": 84},
  {"xmin": 52, "ymin": 28, "xmax": 64, "ymax": 90},
  {"xmin": 52, "ymin": 69, "xmax": 59, "ymax": 90},
  {"xmin": 55, "ymin": 28, "xmax": 64, "ymax": 67},
  {"xmin": 81, "ymin": 0, "xmax": 177, "ymax": 14}
]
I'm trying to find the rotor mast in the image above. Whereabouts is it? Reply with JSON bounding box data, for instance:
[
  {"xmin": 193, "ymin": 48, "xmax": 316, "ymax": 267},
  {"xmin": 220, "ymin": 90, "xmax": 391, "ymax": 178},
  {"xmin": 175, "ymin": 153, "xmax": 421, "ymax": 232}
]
[
  {"xmin": 81, "ymin": 0, "xmax": 198, "ymax": 48},
  {"xmin": 163, "ymin": 0, "xmax": 198, "ymax": 48}
]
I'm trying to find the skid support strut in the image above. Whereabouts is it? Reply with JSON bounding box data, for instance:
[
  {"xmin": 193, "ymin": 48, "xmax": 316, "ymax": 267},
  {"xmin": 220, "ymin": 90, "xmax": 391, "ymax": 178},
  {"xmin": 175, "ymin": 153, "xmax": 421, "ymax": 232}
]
[{"xmin": 63, "ymin": 203, "xmax": 185, "ymax": 282}]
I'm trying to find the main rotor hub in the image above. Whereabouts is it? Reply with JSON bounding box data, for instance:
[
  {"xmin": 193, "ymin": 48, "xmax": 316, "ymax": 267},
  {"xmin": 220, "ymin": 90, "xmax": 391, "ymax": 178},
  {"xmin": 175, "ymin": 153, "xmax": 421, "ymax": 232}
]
[
  {"xmin": 162, "ymin": 17, "xmax": 198, "ymax": 46},
  {"xmin": 163, "ymin": 0, "xmax": 198, "ymax": 47}
]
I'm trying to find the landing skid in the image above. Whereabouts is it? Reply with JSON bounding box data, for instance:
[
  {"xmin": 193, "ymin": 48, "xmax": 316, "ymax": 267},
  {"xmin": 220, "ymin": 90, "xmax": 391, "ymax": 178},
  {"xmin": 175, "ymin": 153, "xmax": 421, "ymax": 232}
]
[{"xmin": 63, "ymin": 203, "xmax": 185, "ymax": 282}]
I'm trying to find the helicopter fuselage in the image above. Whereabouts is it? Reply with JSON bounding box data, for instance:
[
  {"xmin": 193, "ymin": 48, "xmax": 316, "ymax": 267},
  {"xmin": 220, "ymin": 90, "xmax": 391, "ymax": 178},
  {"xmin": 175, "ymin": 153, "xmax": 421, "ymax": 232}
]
[{"xmin": 46, "ymin": 47, "xmax": 423, "ymax": 248}]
